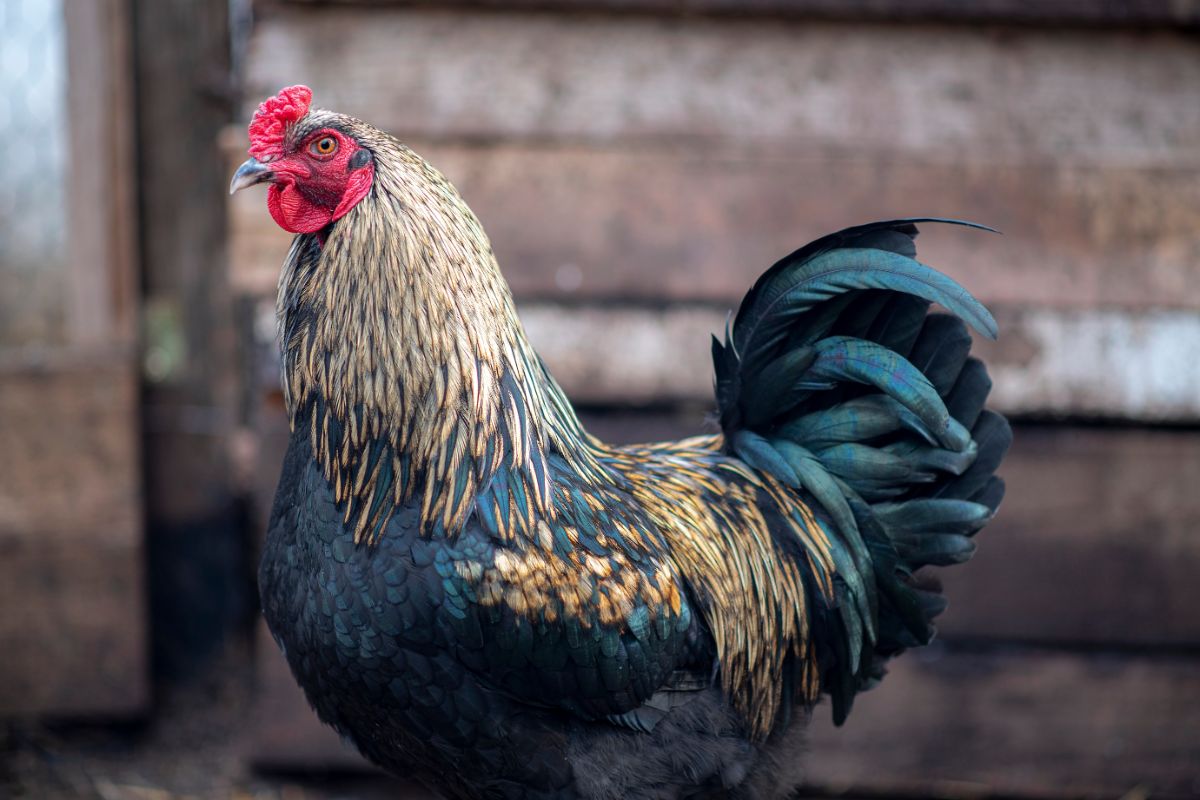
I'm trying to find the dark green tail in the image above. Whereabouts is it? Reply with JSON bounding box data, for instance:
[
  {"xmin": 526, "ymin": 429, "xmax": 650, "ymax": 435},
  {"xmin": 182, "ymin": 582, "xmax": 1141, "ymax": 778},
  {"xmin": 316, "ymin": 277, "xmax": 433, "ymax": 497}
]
[{"xmin": 712, "ymin": 219, "xmax": 1012, "ymax": 724}]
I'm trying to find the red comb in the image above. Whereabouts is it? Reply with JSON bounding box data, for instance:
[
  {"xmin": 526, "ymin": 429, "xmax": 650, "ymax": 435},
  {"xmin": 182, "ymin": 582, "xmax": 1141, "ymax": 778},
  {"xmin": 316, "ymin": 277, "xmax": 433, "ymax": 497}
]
[{"xmin": 248, "ymin": 85, "xmax": 313, "ymax": 160}]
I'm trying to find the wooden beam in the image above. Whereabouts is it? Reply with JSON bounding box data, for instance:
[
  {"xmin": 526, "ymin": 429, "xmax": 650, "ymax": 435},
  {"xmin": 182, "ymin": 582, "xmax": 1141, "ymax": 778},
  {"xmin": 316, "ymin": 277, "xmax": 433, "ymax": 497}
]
[
  {"xmin": 936, "ymin": 425, "xmax": 1200, "ymax": 647},
  {"xmin": 231, "ymin": 290, "xmax": 1200, "ymax": 423},
  {"xmin": 0, "ymin": 0, "xmax": 147, "ymax": 720},
  {"xmin": 64, "ymin": 0, "xmax": 138, "ymax": 347}
]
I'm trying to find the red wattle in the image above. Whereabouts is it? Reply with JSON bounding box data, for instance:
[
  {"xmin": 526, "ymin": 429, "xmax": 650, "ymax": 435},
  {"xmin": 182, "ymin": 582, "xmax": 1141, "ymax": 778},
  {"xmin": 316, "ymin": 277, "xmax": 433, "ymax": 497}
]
[
  {"xmin": 267, "ymin": 183, "xmax": 333, "ymax": 234},
  {"xmin": 266, "ymin": 163, "xmax": 375, "ymax": 235}
]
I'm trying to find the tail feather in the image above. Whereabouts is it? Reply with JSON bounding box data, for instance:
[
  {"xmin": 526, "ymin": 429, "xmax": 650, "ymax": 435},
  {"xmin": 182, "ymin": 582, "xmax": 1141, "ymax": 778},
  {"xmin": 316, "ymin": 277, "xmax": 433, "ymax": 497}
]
[
  {"xmin": 945, "ymin": 358, "xmax": 994, "ymax": 431},
  {"xmin": 970, "ymin": 476, "xmax": 1007, "ymax": 512},
  {"xmin": 907, "ymin": 314, "xmax": 973, "ymax": 395},
  {"xmin": 712, "ymin": 219, "xmax": 1010, "ymax": 725},
  {"xmin": 864, "ymin": 294, "xmax": 931, "ymax": 356},
  {"xmin": 935, "ymin": 410, "xmax": 1012, "ymax": 502}
]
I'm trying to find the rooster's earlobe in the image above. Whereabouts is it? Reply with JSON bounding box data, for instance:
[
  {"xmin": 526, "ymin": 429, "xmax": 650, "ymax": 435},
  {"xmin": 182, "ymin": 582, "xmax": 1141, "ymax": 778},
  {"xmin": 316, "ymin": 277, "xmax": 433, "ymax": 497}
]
[{"xmin": 349, "ymin": 148, "xmax": 373, "ymax": 171}]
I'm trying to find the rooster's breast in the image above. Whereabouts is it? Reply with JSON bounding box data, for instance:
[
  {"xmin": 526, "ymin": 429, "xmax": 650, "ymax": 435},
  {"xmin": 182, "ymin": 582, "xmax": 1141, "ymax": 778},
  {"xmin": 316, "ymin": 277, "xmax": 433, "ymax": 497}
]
[{"xmin": 258, "ymin": 421, "xmax": 579, "ymax": 798}]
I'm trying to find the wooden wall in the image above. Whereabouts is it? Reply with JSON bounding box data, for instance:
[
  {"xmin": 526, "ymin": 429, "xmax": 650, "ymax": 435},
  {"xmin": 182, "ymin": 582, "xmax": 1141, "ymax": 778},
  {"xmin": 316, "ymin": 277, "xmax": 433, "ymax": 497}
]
[
  {"xmin": 0, "ymin": 0, "xmax": 146, "ymax": 718},
  {"xmin": 230, "ymin": 2, "xmax": 1200, "ymax": 796}
]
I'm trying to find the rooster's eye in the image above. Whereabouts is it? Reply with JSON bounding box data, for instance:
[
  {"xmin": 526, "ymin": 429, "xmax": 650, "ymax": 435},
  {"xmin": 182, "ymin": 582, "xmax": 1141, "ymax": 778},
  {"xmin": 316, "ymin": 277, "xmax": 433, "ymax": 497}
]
[{"xmin": 310, "ymin": 136, "xmax": 338, "ymax": 157}]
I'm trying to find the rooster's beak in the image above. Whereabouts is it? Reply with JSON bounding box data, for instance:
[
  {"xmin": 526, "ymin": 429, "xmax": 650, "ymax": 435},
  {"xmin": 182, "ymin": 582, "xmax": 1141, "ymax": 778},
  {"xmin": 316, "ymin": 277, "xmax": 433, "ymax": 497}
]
[{"xmin": 229, "ymin": 157, "xmax": 273, "ymax": 195}]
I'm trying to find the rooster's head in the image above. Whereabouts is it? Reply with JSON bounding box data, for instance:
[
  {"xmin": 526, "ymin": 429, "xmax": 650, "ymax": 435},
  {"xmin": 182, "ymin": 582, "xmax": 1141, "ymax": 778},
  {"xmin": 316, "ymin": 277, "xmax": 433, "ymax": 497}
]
[{"xmin": 230, "ymin": 85, "xmax": 375, "ymax": 234}]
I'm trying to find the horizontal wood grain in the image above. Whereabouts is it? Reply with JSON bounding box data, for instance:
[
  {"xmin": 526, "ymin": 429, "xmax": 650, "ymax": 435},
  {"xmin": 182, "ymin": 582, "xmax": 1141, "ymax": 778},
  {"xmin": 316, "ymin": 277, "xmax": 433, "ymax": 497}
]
[
  {"xmin": 802, "ymin": 646, "xmax": 1200, "ymax": 797},
  {"xmin": 935, "ymin": 425, "xmax": 1200, "ymax": 647},
  {"xmin": 526, "ymin": 304, "xmax": 1200, "ymax": 422},
  {"xmin": 246, "ymin": 9, "xmax": 1200, "ymax": 165},
  {"xmin": 226, "ymin": 135, "xmax": 1200, "ymax": 312}
]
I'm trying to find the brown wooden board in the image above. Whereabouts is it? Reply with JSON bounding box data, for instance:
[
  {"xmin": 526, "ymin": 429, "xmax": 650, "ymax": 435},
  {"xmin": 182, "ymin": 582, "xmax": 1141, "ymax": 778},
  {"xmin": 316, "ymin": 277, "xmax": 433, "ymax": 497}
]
[
  {"xmin": 246, "ymin": 9, "xmax": 1200, "ymax": 164},
  {"xmin": 230, "ymin": 292, "xmax": 1200, "ymax": 425},
  {"xmin": 801, "ymin": 646, "xmax": 1200, "ymax": 798},
  {"xmin": 521, "ymin": 304, "xmax": 1200, "ymax": 422},
  {"xmin": 275, "ymin": 0, "xmax": 1200, "ymax": 27},
  {"xmin": 228, "ymin": 136, "xmax": 1200, "ymax": 312},
  {"xmin": 0, "ymin": 356, "xmax": 146, "ymax": 717},
  {"xmin": 64, "ymin": 0, "xmax": 138, "ymax": 348},
  {"xmin": 0, "ymin": 0, "xmax": 145, "ymax": 720},
  {"xmin": 936, "ymin": 425, "xmax": 1200, "ymax": 647},
  {"xmin": 233, "ymin": 9, "xmax": 1200, "ymax": 316}
]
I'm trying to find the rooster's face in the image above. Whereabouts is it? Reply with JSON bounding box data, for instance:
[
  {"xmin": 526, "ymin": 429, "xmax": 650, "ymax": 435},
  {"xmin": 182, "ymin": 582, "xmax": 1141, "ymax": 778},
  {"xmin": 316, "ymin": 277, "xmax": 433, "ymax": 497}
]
[{"xmin": 230, "ymin": 85, "xmax": 375, "ymax": 235}]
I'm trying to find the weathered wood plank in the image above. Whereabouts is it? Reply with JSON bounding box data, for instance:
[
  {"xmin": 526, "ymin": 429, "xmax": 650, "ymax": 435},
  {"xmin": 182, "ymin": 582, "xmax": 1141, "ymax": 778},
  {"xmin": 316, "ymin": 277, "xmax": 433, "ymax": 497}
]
[
  {"xmin": 802, "ymin": 647, "xmax": 1200, "ymax": 797},
  {"xmin": 936, "ymin": 425, "xmax": 1200, "ymax": 647},
  {"xmin": 234, "ymin": 271, "xmax": 1200, "ymax": 421},
  {"xmin": 0, "ymin": 356, "xmax": 146, "ymax": 717},
  {"xmin": 279, "ymin": 0, "xmax": 1200, "ymax": 27},
  {"xmin": 247, "ymin": 9, "xmax": 1200, "ymax": 165},
  {"xmin": 64, "ymin": 0, "xmax": 138, "ymax": 348},
  {"xmin": 520, "ymin": 304, "xmax": 1200, "ymax": 423},
  {"xmin": 249, "ymin": 626, "xmax": 1200, "ymax": 797},
  {"xmin": 226, "ymin": 136, "xmax": 1200, "ymax": 311},
  {"xmin": 976, "ymin": 309, "xmax": 1200, "ymax": 421}
]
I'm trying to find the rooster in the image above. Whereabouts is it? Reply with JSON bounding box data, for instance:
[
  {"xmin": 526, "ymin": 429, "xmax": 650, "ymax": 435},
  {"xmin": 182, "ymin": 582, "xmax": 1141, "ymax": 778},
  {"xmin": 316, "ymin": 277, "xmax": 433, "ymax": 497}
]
[{"xmin": 233, "ymin": 85, "xmax": 1011, "ymax": 800}]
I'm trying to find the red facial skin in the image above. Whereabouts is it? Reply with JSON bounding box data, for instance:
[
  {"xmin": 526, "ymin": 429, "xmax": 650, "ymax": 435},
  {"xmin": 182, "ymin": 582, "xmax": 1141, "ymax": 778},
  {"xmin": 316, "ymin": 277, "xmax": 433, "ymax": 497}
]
[{"xmin": 264, "ymin": 128, "xmax": 375, "ymax": 235}]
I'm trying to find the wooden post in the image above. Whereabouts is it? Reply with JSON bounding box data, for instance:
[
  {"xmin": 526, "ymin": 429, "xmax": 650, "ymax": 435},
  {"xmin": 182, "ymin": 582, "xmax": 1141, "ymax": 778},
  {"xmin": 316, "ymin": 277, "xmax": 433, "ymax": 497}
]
[{"xmin": 132, "ymin": 0, "xmax": 247, "ymax": 678}]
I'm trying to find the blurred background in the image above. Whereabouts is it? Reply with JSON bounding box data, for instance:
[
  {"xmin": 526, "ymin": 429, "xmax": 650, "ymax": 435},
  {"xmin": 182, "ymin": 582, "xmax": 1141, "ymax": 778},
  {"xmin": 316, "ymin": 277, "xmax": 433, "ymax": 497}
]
[{"xmin": 3, "ymin": 0, "xmax": 1199, "ymax": 798}]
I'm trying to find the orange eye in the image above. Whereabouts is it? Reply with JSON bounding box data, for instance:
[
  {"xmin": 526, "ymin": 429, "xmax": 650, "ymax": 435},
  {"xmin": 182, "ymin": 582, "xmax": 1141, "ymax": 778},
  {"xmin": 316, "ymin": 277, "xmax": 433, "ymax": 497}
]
[{"xmin": 310, "ymin": 136, "xmax": 337, "ymax": 156}]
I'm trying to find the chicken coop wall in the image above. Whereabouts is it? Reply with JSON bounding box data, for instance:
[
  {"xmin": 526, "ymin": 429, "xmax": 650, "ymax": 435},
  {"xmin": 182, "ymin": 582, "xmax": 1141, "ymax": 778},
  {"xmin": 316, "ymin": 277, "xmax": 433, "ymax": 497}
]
[
  {"xmin": 4, "ymin": 0, "xmax": 1198, "ymax": 796},
  {"xmin": 0, "ymin": 0, "xmax": 145, "ymax": 718},
  {"xmin": 215, "ymin": 2, "xmax": 1200, "ymax": 796}
]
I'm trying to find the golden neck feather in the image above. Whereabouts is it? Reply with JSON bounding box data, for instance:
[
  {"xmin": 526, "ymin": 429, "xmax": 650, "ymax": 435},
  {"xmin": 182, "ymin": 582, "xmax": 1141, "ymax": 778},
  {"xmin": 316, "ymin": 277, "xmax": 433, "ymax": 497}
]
[{"xmin": 277, "ymin": 127, "xmax": 601, "ymax": 541}]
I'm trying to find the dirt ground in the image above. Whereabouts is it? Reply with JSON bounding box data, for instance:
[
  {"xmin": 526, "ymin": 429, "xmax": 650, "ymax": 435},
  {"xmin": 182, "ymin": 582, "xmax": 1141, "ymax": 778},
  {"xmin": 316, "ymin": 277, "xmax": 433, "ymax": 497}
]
[{"xmin": 1, "ymin": 646, "xmax": 412, "ymax": 800}]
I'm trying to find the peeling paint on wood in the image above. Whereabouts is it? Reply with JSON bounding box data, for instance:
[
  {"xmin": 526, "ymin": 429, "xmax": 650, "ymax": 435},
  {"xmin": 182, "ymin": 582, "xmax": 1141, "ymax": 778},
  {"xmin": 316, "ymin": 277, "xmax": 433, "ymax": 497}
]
[
  {"xmin": 520, "ymin": 303, "xmax": 1200, "ymax": 422},
  {"xmin": 977, "ymin": 308, "xmax": 1200, "ymax": 422}
]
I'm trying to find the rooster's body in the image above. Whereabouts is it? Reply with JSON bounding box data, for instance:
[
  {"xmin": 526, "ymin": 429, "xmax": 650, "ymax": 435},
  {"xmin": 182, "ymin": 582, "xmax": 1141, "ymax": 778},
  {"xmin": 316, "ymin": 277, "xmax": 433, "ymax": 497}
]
[{"xmin": 239, "ymin": 87, "xmax": 1011, "ymax": 800}]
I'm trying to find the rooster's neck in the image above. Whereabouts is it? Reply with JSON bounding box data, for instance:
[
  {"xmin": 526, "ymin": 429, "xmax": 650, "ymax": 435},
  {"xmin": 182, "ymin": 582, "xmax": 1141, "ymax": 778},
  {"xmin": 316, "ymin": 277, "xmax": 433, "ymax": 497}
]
[{"xmin": 277, "ymin": 138, "xmax": 603, "ymax": 542}]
